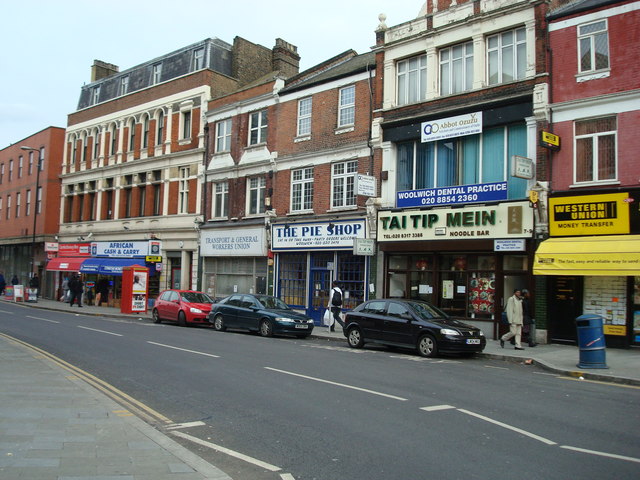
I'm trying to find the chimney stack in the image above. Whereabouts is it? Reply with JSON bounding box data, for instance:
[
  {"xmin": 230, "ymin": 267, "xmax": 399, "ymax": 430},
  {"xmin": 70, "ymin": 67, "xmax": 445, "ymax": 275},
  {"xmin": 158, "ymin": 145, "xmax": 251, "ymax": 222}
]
[
  {"xmin": 272, "ymin": 38, "xmax": 300, "ymax": 78},
  {"xmin": 91, "ymin": 60, "xmax": 119, "ymax": 82}
]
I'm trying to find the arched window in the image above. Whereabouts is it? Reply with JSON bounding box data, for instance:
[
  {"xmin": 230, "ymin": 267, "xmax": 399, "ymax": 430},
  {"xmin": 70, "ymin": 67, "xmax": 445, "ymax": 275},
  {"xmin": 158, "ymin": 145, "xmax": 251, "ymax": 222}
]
[
  {"xmin": 156, "ymin": 111, "xmax": 164, "ymax": 146},
  {"xmin": 142, "ymin": 115, "xmax": 150, "ymax": 148},
  {"xmin": 109, "ymin": 124, "xmax": 118, "ymax": 155},
  {"xmin": 128, "ymin": 119, "xmax": 136, "ymax": 151}
]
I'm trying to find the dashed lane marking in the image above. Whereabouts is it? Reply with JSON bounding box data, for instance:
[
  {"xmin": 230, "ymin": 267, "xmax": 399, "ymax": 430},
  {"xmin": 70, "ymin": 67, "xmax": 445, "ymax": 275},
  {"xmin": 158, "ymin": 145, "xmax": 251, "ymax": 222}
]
[
  {"xmin": 560, "ymin": 445, "xmax": 640, "ymax": 464},
  {"xmin": 77, "ymin": 325, "xmax": 123, "ymax": 336},
  {"xmin": 147, "ymin": 341, "xmax": 220, "ymax": 358},
  {"xmin": 456, "ymin": 408, "xmax": 557, "ymax": 445},
  {"xmin": 420, "ymin": 405, "xmax": 456, "ymax": 412},
  {"xmin": 27, "ymin": 315, "xmax": 60, "ymax": 323}
]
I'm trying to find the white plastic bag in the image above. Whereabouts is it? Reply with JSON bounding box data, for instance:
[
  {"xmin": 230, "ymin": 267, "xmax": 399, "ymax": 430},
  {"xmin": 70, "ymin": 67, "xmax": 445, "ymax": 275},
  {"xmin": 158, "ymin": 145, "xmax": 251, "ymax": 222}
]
[{"xmin": 323, "ymin": 309, "xmax": 332, "ymax": 326}]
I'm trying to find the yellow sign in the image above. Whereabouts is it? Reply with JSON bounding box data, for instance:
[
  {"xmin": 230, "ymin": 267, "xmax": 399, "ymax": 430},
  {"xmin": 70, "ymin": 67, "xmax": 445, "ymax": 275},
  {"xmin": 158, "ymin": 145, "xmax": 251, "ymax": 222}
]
[
  {"xmin": 529, "ymin": 190, "xmax": 539, "ymax": 204},
  {"xmin": 540, "ymin": 131, "xmax": 560, "ymax": 149},
  {"xmin": 604, "ymin": 324, "xmax": 626, "ymax": 336},
  {"xmin": 549, "ymin": 193, "xmax": 630, "ymax": 236},
  {"xmin": 145, "ymin": 255, "xmax": 162, "ymax": 262}
]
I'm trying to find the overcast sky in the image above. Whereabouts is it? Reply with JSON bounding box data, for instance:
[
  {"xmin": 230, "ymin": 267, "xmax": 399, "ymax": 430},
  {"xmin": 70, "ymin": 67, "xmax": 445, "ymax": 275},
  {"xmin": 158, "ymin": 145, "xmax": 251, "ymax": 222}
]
[{"xmin": 0, "ymin": 0, "xmax": 422, "ymax": 149}]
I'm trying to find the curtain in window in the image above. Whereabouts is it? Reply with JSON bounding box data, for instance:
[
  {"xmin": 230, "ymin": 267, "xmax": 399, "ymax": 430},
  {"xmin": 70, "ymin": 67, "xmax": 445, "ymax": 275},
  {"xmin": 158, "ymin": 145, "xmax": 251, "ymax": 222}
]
[
  {"xmin": 482, "ymin": 127, "xmax": 504, "ymax": 183},
  {"xmin": 397, "ymin": 142, "xmax": 414, "ymax": 191},
  {"xmin": 416, "ymin": 142, "xmax": 434, "ymax": 189},
  {"xmin": 461, "ymin": 135, "xmax": 479, "ymax": 185},
  {"xmin": 436, "ymin": 141, "xmax": 456, "ymax": 187},
  {"xmin": 507, "ymin": 124, "xmax": 528, "ymax": 198}
]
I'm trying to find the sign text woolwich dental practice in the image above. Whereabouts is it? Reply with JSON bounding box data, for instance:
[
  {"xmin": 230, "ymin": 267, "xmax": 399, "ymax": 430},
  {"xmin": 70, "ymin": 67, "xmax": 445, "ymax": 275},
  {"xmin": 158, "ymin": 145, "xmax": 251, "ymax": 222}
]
[{"xmin": 377, "ymin": 202, "xmax": 533, "ymax": 241}]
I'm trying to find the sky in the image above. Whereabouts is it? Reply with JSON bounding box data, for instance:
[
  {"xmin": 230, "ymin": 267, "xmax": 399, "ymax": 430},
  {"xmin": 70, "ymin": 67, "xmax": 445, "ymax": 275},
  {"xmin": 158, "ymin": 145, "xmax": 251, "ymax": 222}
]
[{"xmin": 0, "ymin": 0, "xmax": 423, "ymax": 149}]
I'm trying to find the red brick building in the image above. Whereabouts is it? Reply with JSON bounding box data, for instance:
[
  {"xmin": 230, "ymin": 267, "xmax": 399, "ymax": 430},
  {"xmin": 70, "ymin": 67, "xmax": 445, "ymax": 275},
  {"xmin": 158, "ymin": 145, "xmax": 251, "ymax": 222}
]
[
  {"xmin": 0, "ymin": 127, "xmax": 65, "ymax": 295},
  {"xmin": 535, "ymin": 0, "xmax": 640, "ymax": 347}
]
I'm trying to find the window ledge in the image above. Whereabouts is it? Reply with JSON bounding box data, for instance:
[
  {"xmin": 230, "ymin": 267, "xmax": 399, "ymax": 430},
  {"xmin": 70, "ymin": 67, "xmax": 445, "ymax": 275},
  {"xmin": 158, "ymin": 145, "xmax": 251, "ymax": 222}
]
[
  {"xmin": 569, "ymin": 180, "xmax": 619, "ymax": 188},
  {"xmin": 294, "ymin": 135, "xmax": 311, "ymax": 143},
  {"xmin": 576, "ymin": 69, "xmax": 610, "ymax": 83},
  {"xmin": 178, "ymin": 138, "xmax": 191, "ymax": 146},
  {"xmin": 335, "ymin": 126, "xmax": 354, "ymax": 135},
  {"xmin": 287, "ymin": 210, "xmax": 314, "ymax": 216},
  {"xmin": 328, "ymin": 206, "xmax": 358, "ymax": 213}
]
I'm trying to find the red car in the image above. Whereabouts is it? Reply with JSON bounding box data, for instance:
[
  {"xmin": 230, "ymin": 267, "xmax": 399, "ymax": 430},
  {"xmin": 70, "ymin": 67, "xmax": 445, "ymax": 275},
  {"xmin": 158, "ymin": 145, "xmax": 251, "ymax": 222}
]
[{"xmin": 152, "ymin": 290, "xmax": 215, "ymax": 326}]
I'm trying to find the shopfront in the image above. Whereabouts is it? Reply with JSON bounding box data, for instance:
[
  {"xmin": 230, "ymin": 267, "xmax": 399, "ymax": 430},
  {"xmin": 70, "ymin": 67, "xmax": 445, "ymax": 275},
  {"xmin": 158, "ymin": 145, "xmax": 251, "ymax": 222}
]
[
  {"xmin": 377, "ymin": 201, "xmax": 535, "ymax": 336},
  {"xmin": 534, "ymin": 190, "xmax": 640, "ymax": 348},
  {"xmin": 44, "ymin": 243, "xmax": 91, "ymax": 301},
  {"xmin": 271, "ymin": 218, "xmax": 370, "ymax": 324},
  {"xmin": 200, "ymin": 226, "xmax": 268, "ymax": 300}
]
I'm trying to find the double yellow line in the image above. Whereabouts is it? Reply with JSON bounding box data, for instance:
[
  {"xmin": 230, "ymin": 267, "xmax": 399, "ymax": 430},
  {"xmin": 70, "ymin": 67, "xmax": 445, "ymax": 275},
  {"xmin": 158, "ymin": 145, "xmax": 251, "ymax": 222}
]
[{"xmin": 1, "ymin": 332, "xmax": 172, "ymax": 426}]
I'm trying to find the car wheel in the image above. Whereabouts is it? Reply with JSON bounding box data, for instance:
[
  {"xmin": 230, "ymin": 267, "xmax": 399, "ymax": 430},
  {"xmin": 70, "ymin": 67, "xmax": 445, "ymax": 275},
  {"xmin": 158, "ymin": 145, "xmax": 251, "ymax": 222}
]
[
  {"xmin": 152, "ymin": 309, "xmax": 161, "ymax": 324},
  {"xmin": 213, "ymin": 314, "xmax": 226, "ymax": 332},
  {"xmin": 417, "ymin": 334, "xmax": 438, "ymax": 358},
  {"xmin": 347, "ymin": 327, "xmax": 364, "ymax": 349},
  {"xmin": 259, "ymin": 319, "xmax": 273, "ymax": 337},
  {"xmin": 178, "ymin": 311, "xmax": 187, "ymax": 327}
]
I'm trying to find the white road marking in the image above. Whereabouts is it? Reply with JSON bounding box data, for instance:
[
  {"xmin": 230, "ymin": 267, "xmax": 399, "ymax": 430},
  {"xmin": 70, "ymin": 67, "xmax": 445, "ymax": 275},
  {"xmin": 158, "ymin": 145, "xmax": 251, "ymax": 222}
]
[
  {"xmin": 420, "ymin": 405, "xmax": 456, "ymax": 412},
  {"xmin": 27, "ymin": 316, "xmax": 60, "ymax": 323},
  {"xmin": 457, "ymin": 408, "xmax": 557, "ymax": 445},
  {"xmin": 560, "ymin": 445, "xmax": 640, "ymax": 464},
  {"xmin": 0, "ymin": 309, "xmax": 14, "ymax": 313},
  {"xmin": 280, "ymin": 474, "xmax": 296, "ymax": 480},
  {"xmin": 147, "ymin": 341, "xmax": 220, "ymax": 358},
  {"xmin": 77, "ymin": 326, "xmax": 123, "ymax": 336},
  {"xmin": 389, "ymin": 355, "xmax": 461, "ymax": 364},
  {"xmin": 532, "ymin": 372, "xmax": 558, "ymax": 376},
  {"xmin": 171, "ymin": 431, "xmax": 281, "ymax": 472},
  {"xmin": 166, "ymin": 421, "xmax": 207, "ymax": 430},
  {"xmin": 484, "ymin": 365, "xmax": 509, "ymax": 370},
  {"xmin": 265, "ymin": 367, "xmax": 408, "ymax": 401}
]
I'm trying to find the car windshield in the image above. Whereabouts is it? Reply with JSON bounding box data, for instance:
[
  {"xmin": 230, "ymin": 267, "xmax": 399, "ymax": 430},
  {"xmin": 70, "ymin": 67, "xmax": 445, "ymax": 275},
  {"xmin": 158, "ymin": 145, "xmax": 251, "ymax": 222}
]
[
  {"xmin": 410, "ymin": 301, "xmax": 448, "ymax": 320},
  {"xmin": 256, "ymin": 296, "xmax": 290, "ymax": 310},
  {"xmin": 181, "ymin": 292, "xmax": 214, "ymax": 303}
]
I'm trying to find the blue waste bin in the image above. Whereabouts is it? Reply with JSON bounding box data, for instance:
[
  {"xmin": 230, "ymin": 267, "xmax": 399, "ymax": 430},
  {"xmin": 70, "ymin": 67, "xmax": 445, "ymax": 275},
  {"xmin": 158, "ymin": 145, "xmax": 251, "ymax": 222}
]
[{"xmin": 575, "ymin": 314, "xmax": 608, "ymax": 369}]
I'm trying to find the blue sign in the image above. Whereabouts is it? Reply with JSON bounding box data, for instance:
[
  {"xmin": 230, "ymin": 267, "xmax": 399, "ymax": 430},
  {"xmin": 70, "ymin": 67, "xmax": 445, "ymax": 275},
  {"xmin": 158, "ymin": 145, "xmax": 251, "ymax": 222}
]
[{"xmin": 397, "ymin": 182, "xmax": 508, "ymax": 208}]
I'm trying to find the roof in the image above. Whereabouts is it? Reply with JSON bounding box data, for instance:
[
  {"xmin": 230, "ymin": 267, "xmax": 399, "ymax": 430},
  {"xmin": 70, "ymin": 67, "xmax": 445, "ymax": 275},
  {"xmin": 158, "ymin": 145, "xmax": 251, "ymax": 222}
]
[{"xmin": 548, "ymin": 0, "xmax": 626, "ymax": 20}]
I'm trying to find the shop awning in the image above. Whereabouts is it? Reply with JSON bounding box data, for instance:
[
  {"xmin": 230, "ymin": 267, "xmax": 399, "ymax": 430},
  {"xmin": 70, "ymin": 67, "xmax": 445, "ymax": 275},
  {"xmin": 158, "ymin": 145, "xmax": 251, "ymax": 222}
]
[
  {"xmin": 80, "ymin": 258, "xmax": 146, "ymax": 276},
  {"xmin": 534, "ymin": 235, "xmax": 640, "ymax": 276},
  {"xmin": 46, "ymin": 257, "xmax": 87, "ymax": 272}
]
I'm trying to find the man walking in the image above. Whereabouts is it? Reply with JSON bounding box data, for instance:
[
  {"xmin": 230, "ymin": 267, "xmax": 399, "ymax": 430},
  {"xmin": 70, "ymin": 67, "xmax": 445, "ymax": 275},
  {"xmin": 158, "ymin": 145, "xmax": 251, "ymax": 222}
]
[
  {"xmin": 68, "ymin": 274, "xmax": 84, "ymax": 307},
  {"xmin": 521, "ymin": 289, "xmax": 537, "ymax": 347},
  {"xmin": 328, "ymin": 281, "xmax": 344, "ymax": 332},
  {"xmin": 500, "ymin": 288, "xmax": 524, "ymax": 350}
]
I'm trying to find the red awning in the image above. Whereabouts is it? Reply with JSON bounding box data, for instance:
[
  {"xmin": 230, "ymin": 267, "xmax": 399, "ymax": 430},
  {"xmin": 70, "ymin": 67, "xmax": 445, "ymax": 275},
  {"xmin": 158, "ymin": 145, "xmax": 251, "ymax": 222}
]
[{"xmin": 46, "ymin": 257, "xmax": 86, "ymax": 272}]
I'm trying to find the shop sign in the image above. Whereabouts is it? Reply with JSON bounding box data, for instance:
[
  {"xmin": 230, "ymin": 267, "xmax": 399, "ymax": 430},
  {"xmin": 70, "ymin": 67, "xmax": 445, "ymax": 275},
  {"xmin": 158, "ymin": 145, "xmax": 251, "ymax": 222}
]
[
  {"xmin": 494, "ymin": 239, "xmax": 526, "ymax": 251},
  {"xmin": 356, "ymin": 174, "xmax": 376, "ymax": 197},
  {"xmin": 378, "ymin": 201, "xmax": 533, "ymax": 242},
  {"xmin": 91, "ymin": 241, "xmax": 152, "ymax": 257},
  {"xmin": 59, "ymin": 243, "xmax": 91, "ymax": 257},
  {"xmin": 145, "ymin": 256, "xmax": 162, "ymax": 263},
  {"xmin": 353, "ymin": 238, "xmax": 375, "ymax": 256},
  {"xmin": 397, "ymin": 181, "xmax": 507, "ymax": 208},
  {"xmin": 540, "ymin": 131, "xmax": 560, "ymax": 150},
  {"xmin": 201, "ymin": 228, "xmax": 267, "ymax": 257},
  {"xmin": 45, "ymin": 242, "xmax": 59, "ymax": 252},
  {"xmin": 271, "ymin": 220, "xmax": 366, "ymax": 251},
  {"xmin": 421, "ymin": 112, "xmax": 482, "ymax": 143},
  {"xmin": 511, "ymin": 155, "xmax": 534, "ymax": 179},
  {"xmin": 549, "ymin": 193, "xmax": 630, "ymax": 236}
]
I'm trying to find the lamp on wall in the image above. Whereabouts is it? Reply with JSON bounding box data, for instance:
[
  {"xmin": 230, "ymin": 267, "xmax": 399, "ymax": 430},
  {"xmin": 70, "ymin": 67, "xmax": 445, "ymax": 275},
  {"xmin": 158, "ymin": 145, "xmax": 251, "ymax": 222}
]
[{"xmin": 20, "ymin": 146, "xmax": 42, "ymax": 277}]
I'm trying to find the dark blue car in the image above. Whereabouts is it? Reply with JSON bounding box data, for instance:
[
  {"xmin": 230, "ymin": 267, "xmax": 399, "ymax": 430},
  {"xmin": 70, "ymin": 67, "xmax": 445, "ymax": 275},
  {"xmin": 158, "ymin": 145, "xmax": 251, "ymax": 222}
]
[{"xmin": 208, "ymin": 294, "xmax": 314, "ymax": 338}]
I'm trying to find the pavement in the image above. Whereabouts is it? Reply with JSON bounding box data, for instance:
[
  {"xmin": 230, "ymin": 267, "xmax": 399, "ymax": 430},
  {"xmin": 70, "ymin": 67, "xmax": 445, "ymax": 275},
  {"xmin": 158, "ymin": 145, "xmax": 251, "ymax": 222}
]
[{"xmin": 1, "ymin": 297, "xmax": 639, "ymax": 479}]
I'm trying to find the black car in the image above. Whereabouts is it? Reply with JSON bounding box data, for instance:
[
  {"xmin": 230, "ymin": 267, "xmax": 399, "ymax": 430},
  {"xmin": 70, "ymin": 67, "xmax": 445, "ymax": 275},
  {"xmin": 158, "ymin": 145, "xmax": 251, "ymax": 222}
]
[
  {"xmin": 343, "ymin": 299, "xmax": 486, "ymax": 357},
  {"xmin": 208, "ymin": 294, "xmax": 314, "ymax": 338}
]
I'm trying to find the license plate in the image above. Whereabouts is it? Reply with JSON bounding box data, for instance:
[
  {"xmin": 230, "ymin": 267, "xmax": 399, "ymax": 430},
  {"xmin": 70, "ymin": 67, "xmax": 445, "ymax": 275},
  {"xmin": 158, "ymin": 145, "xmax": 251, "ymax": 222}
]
[
  {"xmin": 295, "ymin": 324, "xmax": 308, "ymax": 329},
  {"xmin": 466, "ymin": 339, "xmax": 480, "ymax": 344}
]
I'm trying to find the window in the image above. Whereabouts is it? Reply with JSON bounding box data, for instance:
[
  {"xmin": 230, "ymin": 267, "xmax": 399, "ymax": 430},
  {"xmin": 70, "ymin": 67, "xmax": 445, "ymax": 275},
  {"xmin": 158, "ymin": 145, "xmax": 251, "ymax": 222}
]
[
  {"xmin": 9, "ymin": 160, "xmax": 13, "ymax": 181},
  {"xmin": 15, "ymin": 192, "xmax": 20, "ymax": 218},
  {"xmin": 104, "ymin": 178, "xmax": 114, "ymax": 220},
  {"xmin": 93, "ymin": 129, "xmax": 100, "ymax": 159},
  {"xmin": 6, "ymin": 195, "xmax": 11, "ymax": 219},
  {"xmin": 92, "ymin": 85, "xmax": 100, "ymax": 105},
  {"xmin": 156, "ymin": 111, "xmax": 164, "ymax": 146},
  {"xmin": 121, "ymin": 75, "xmax": 129, "ymax": 95},
  {"xmin": 291, "ymin": 167, "xmax": 314, "ymax": 212},
  {"xmin": 26, "ymin": 190, "xmax": 31, "ymax": 216},
  {"xmin": 28, "ymin": 152, "xmax": 34, "ymax": 175},
  {"xmin": 110, "ymin": 125, "xmax": 117, "ymax": 155},
  {"xmin": 249, "ymin": 110, "xmax": 267, "ymax": 145},
  {"xmin": 82, "ymin": 134, "xmax": 88, "ymax": 162},
  {"xmin": 153, "ymin": 170, "xmax": 162, "ymax": 216},
  {"xmin": 440, "ymin": 42, "xmax": 473, "ymax": 96},
  {"xmin": 332, "ymin": 160, "xmax": 358, "ymax": 208},
  {"xmin": 138, "ymin": 185, "xmax": 146, "ymax": 217},
  {"xmin": 0, "ymin": 198, "xmax": 2, "ymax": 219},
  {"xmin": 397, "ymin": 55, "xmax": 427, "ymax": 105},
  {"xmin": 213, "ymin": 181, "xmax": 229, "ymax": 218},
  {"xmin": 142, "ymin": 116, "xmax": 150, "ymax": 148},
  {"xmin": 396, "ymin": 124, "xmax": 528, "ymax": 198},
  {"xmin": 487, "ymin": 27, "xmax": 526, "ymax": 85},
  {"xmin": 248, "ymin": 176, "xmax": 266, "ymax": 215},
  {"xmin": 152, "ymin": 63, "xmax": 162, "ymax": 85},
  {"xmin": 574, "ymin": 116, "xmax": 616, "ymax": 184},
  {"xmin": 193, "ymin": 47, "xmax": 205, "ymax": 70},
  {"xmin": 182, "ymin": 111, "xmax": 192, "ymax": 139},
  {"xmin": 128, "ymin": 119, "xmax": 136, "ymax": 151},
  {"xmin": 578, "ymin": 20, "xmax": 609, "ymax": 73},
  {"xmin": 338, "ymin": 85, "xmax": 355, "ymax": 127},
  {"xmin": 179, "ymin": 167, "xmax": 190, "ymax": 214},
  {"xmin": 0, "ymin": 163, "xmax": 4, "ymax": 183},
  {"xmin": 18, "ymin": 156, "xmax": 23, "ymax": 178},
  {"xmin": 215, "ymin": 119, "xmax": 232, "ymax": 152},
  {"xmin": 38, "ymin": 147, "xmax": 44, "ymax": 171},
  {"xmin": 297, "ymin": 97, "xmax": 312, "ymax": 136},
  {"xmin": 72, "ymin": 136, "xmax": 78, "ymax": 163},
  {"xmin": 36, "ymin": 186, "xmax": 42, "ymax": 215}
]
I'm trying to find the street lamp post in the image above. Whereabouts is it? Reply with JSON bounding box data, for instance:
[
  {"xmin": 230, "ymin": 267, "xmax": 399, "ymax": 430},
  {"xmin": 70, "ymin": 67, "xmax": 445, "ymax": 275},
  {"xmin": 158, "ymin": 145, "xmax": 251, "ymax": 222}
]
[{"xmin": 20, "ymin": 146, "xmax": 42, "ymax": 279}]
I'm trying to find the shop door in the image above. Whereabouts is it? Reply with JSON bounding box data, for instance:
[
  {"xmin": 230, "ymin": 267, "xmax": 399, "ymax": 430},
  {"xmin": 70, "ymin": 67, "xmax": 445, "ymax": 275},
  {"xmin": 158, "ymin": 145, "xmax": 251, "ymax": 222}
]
[
  {"xmin": 171, "ymin": 267, "xmax": 181, "ymax": 290},
  {"xmin": 549, "ymin": 276, "xmax": 582, "ymax": 344},
  {"xmin": 309, "ymin": 253, "xmax": 333, "ymax": 324}
]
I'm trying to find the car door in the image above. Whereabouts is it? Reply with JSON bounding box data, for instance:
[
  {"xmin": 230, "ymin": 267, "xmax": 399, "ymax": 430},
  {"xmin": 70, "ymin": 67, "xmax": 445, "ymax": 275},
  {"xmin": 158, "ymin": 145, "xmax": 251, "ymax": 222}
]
[
  {"xmin": 237, "ymin": 295, "xmax": 260, "ymax": 330},
  {"xmin": 218, "ymin": 295, "xmax": 243, "ymax": 328},
  {"xmin": 165, "ymin": 291, "xmax": 181, "ymax": 321},
  {"xmin": 380, "ymin": 301, "xmax": 414, "ymax": 346},
  {"xmin": 352, "ymin": 300, "xmax": 386, "ymax": 341}
]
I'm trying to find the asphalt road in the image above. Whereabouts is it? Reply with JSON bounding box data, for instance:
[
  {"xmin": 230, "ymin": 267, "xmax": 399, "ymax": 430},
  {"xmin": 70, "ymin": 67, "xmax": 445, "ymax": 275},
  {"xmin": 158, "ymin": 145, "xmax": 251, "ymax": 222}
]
[{"xmin": 1, "ymin": 303, "xmax": 639, "ymax": 480}]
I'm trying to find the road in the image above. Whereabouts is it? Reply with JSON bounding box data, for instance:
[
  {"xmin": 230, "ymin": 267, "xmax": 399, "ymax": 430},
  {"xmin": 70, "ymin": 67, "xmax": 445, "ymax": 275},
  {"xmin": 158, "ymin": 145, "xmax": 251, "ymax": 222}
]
[{"xmin": 1, "ymin": 302, "xmax": 639, "ymax": 480}]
